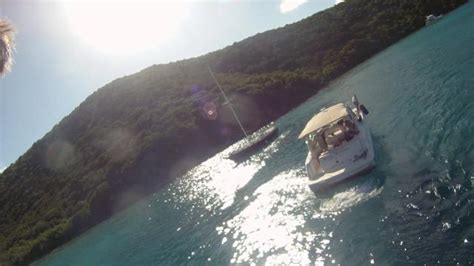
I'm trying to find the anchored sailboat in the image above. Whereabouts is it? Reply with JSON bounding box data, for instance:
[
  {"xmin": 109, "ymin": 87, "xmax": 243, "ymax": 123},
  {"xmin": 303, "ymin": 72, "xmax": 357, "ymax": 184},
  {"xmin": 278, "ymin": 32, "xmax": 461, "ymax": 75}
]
[{"xmin": 208, "ymin": 66, "xmax": 278, "ymax": 161}]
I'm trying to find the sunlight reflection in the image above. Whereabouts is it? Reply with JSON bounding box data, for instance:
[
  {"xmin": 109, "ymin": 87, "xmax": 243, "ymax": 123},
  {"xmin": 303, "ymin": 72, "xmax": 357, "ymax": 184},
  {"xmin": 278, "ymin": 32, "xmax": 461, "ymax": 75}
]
[
  {"xmin": 164, "ymin": 129, "xmax": 381, "ymax": 264},
  {"xmin": 216, "ymin": 169, "xmax": 331, "ymax": 264},
  {"xmin": 173, "ymin": 132, "xmax": 287, "ymax": 211}
]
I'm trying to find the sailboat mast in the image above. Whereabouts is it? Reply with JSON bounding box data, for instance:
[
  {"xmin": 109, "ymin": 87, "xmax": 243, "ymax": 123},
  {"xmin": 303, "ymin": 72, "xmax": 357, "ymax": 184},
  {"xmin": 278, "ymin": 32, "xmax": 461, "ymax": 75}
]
[{"xmin": 208, "ymin": 65, "xmax": 248, "ymax": 138}]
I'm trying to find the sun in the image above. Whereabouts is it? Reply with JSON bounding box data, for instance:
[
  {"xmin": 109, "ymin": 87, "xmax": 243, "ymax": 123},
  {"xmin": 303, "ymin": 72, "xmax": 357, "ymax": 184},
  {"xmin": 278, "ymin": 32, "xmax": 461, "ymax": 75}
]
[{"xmin": 62, "ymin": 1, "xmax": 189, "ymax": 55}]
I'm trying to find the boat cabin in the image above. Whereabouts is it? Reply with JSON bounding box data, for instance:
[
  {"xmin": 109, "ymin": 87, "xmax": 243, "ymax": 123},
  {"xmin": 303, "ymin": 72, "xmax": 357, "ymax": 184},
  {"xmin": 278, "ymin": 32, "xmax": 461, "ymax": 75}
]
[{"xmin": 298, "ymin": 103, "xmax": 360, "ymax": 158}]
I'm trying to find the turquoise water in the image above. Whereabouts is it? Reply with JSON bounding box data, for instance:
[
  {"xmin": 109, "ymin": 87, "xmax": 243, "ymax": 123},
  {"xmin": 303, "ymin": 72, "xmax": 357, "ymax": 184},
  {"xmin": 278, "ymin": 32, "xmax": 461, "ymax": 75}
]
[{"xmin": 40, "ymin": 3, "xmax": 474, "ymax": 265}]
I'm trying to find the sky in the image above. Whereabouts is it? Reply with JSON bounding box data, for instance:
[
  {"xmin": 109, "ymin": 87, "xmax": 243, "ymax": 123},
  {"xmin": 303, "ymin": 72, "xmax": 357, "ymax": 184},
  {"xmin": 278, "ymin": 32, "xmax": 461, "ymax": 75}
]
[{"xmin": 0, "ymin": 0, "xmax": 339, "ymax": 171}]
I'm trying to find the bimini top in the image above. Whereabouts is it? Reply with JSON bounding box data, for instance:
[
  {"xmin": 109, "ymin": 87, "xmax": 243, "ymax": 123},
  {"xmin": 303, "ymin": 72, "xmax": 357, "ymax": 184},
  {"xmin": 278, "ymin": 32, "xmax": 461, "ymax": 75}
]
[{"xmin": 298, "ymin": 103, "xmax": 349, "ymax": 139}]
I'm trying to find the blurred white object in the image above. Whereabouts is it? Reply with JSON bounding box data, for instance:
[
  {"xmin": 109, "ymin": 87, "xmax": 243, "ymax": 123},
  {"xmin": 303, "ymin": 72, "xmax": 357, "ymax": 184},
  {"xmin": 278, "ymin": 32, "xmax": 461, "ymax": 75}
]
[{"xmin": 0, "ymin": 19, "xmax": 15, "ymax": 76}]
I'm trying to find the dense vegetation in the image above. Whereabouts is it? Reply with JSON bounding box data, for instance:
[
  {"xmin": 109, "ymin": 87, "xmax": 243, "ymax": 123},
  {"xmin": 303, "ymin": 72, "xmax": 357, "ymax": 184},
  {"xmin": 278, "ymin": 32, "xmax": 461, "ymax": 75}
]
[{"xmin": 0, "ymin": 0, "xmax": 467, "ymax": 264}]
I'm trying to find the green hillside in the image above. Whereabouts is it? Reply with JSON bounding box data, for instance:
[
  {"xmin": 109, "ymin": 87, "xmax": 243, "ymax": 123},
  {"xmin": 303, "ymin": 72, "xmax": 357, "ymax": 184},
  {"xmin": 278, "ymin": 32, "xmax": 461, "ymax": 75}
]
[{"xmin": 0, "ymin": 0, "xmax": 466, "ymax": 264}]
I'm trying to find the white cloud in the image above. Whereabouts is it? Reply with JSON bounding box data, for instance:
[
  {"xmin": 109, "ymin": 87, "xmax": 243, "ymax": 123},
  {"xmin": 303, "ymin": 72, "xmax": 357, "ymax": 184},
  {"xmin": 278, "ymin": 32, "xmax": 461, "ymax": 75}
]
[
  {"xmin": 0, "ymin": 166, "xmax": 6, "ymax": 173},
  {"xmin": 280, "ymin": 0, "xmax": 307, "ymax": 14},
  {"xmin": 335, "ymin": 0, "xmax": 344, "ymax": 4}
]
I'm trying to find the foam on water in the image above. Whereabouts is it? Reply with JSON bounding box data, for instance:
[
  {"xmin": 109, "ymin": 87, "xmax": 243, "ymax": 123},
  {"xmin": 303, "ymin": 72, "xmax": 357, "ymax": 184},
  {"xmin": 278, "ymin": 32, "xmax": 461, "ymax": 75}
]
[{"xmin": 318, "ymin": 179, "xmax": 384, "ymax": 214}]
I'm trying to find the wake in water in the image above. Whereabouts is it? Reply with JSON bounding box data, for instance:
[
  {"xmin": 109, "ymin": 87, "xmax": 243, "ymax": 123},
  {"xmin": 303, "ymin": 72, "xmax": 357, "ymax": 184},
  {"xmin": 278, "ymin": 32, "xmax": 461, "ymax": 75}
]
[{"xmin": 318, "ymin": 178, "xmax": 384, "ymax": 214}]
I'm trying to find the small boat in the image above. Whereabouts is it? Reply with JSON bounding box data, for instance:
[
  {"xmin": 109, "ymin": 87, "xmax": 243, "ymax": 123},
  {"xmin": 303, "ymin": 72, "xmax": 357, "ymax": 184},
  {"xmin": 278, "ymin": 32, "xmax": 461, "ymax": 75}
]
[
  {"xmin": 298, "ymin": 95, "xmax": 375, "ymax": 192},
  {"xmin": 225, "ymin": 122, "xmax": 278, "ymax": 161},
  {"xmin": 208, "ymin": 66, "xmax": 279, "ymax": 162},
  {"xmin": 425, "ymin": 14, "xmax": 443, "ymax": 25}
]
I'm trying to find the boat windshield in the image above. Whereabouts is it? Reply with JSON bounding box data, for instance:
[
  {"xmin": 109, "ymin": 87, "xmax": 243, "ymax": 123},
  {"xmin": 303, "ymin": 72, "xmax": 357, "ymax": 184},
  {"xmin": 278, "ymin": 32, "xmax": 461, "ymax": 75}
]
[{"xmin": 307, "ymin": 117, "xmax": 359, "ymax": 155}]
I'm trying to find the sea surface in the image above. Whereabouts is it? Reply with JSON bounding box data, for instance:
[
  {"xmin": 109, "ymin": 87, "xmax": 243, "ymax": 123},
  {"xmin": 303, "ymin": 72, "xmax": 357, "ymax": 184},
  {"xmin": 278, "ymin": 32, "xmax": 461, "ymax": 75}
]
[{"xmin": 39, "ymin": 3, "xmax": 474, "ymax": 265}]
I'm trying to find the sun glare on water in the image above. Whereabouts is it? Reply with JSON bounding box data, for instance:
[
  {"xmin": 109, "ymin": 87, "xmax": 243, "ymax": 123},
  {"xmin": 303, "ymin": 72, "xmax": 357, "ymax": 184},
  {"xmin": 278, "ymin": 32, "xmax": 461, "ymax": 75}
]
[{"xmin": 62, "ymin": 1, "xmax": 189, "ymax": 55}]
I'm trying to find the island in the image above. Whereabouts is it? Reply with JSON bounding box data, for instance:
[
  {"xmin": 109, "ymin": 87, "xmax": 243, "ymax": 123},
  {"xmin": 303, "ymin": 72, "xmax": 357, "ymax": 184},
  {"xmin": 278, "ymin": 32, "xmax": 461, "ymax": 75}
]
[{"xmin": 0, "ymin": 0, "xmax": 467, "ymax": 264}]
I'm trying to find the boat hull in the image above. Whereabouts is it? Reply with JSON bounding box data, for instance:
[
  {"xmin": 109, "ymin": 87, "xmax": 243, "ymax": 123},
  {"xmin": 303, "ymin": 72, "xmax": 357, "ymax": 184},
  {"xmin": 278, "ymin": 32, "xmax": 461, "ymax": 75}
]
[
  {"xmin": 305, "ymin": 114, "xmax": 375, "ymax": 193},
  {"xmin": 226, "ymin": 124, "xmax": 278, "ymax": 162},
  {"xmin": 307, "ymin": 157, "xmax": 375, "ymax": 193}
]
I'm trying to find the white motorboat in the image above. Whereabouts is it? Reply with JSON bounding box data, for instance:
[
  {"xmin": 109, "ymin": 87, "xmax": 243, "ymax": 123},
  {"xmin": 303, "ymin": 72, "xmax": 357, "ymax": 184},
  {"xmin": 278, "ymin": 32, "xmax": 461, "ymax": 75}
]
[
  {"xmin": 425, "ymin": 14, "xmax": 443, "ymax": 25},
  {"xmin": 298, "ymin": 95, "xmax": 375, "ymax": 192}
]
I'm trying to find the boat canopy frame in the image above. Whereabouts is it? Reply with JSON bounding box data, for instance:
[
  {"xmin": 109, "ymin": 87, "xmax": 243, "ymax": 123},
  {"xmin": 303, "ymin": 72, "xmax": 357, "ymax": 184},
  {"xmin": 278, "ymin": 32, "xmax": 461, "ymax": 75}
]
[{"xmin": 298, "ymin": 103, "xmax": 353, "ymax": 139}]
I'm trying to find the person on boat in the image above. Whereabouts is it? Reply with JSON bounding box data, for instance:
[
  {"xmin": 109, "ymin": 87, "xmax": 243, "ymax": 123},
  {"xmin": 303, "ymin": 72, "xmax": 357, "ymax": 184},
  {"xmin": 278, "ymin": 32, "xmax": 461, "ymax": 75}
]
[
  {"xmin": 306, "ymin": 134, "xmax": 325, "ymax": 176},
  {"xmin": 341, "ymin": 119, "xmax": 358, "ymax": 142}
]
